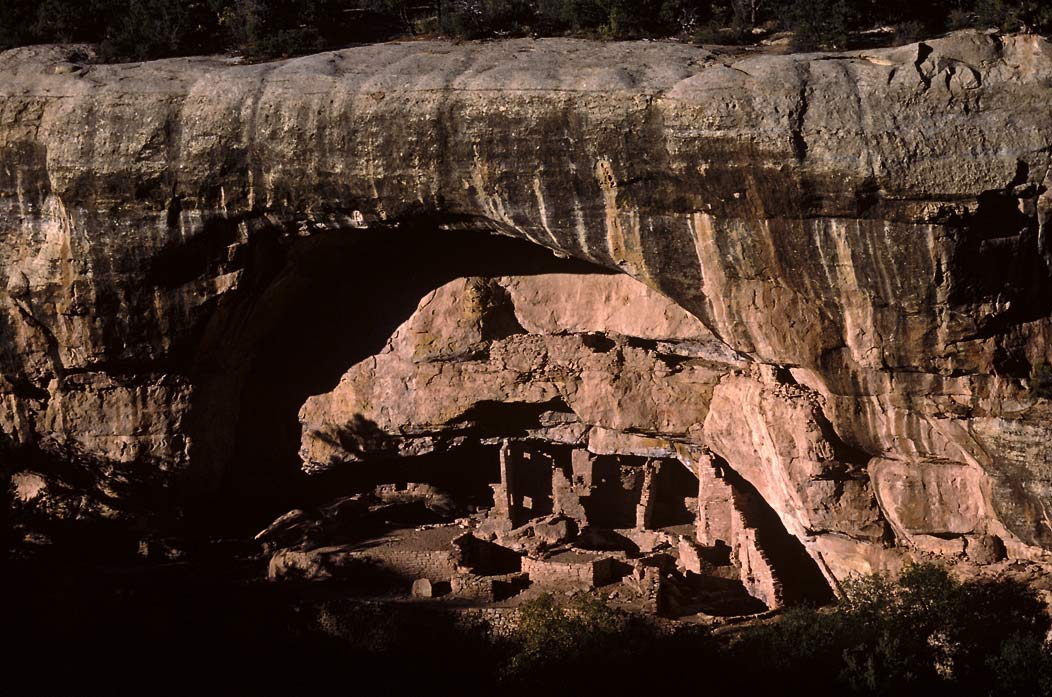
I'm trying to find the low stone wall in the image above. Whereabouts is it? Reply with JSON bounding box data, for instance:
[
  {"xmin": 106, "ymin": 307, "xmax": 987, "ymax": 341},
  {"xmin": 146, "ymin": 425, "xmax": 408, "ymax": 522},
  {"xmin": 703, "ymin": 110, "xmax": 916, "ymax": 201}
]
[
  {"xmin": 351, "ymin": 547, "xmax": 459, "ymax": 582},
  {"xmin": 459, "ymin": 607, "xmax": 523, "ymax": 638},
  {"xmin": 522, "ymin": 553, "xmax": 616, "ymax": 588},
  {"xmin": 268, "ymin": 544, "xmax": 459, "ymax": 582},
  {"xmin": 451, "ymin": 572, "xmax": 529, "ymax": 602}
]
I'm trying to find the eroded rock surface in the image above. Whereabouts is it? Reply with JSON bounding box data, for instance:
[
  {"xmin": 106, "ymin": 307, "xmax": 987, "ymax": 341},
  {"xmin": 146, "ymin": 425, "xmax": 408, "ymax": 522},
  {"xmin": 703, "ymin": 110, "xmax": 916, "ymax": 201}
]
[
  {"xmin": 299, "ymin": 272, "xmax": 734, "ymax": 467},
  {"xmin": 2, "ymin": 32, "xmax": 1052, "ymax": 588}
]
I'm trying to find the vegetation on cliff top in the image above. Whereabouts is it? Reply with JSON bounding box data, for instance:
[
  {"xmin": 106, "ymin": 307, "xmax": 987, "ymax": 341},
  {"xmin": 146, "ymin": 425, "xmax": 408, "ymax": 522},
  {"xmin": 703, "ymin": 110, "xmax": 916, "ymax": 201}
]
[{"xmin": 3, "ymin": 0, "xmax": 1052, "ymax": 62}]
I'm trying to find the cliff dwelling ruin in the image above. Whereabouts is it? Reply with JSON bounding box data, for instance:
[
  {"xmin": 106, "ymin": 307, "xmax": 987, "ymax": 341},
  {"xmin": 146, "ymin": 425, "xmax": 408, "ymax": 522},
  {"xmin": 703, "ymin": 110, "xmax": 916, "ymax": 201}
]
[{"xmin": 247, "ymin": 225, "xmax": 834, "ymax": 617}]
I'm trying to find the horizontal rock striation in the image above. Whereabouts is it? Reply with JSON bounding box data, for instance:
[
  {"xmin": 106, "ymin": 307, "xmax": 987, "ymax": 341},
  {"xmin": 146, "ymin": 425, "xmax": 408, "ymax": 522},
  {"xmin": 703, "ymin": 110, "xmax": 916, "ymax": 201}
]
[{"xmin": 2, "ymin": 32, "xmax": 1052, "ymax": 581}]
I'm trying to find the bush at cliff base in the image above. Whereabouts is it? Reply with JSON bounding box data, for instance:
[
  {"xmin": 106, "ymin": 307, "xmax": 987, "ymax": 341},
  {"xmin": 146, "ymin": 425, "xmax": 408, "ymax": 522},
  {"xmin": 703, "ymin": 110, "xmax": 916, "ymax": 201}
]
[{"xmin": 724, "ymin": 562, "xmax": 1052, "ymax": 696}]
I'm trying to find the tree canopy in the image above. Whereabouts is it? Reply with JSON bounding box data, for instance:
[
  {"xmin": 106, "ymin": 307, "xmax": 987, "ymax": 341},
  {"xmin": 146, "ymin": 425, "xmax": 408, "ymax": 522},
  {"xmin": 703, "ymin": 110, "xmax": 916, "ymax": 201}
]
[{"xmin": 2, "ymin": 1, "xmax": 1051, "ymax": 62}]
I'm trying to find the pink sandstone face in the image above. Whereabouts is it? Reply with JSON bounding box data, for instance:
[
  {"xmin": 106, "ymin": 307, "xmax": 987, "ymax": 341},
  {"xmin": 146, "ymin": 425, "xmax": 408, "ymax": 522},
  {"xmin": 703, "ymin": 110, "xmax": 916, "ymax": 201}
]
[{"xmin": 3, "ymin": 33, "xmax": 1052, "ymax": 600}]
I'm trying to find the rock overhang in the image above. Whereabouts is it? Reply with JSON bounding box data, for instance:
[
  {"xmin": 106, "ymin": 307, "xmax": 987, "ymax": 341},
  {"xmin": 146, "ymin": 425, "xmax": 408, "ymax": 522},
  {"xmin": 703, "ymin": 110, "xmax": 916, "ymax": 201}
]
[{"xmin": 1, "ymin": 31, "xmax": 1052, "ymax": 583}]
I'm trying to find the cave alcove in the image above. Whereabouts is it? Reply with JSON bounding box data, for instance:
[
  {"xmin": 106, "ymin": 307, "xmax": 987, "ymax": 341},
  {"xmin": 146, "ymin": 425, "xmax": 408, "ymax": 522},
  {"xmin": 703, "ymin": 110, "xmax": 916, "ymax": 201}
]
[{"xmin": 184, "ymin": 221, "xmax": 612, "ymax": 535}]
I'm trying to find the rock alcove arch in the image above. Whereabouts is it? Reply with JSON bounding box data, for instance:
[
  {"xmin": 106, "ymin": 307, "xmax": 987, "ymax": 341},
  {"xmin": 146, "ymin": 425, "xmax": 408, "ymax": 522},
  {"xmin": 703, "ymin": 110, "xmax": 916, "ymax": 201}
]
[{"xmin": 202, "ymin": 213, "xmax": 836, "ymax": 613}]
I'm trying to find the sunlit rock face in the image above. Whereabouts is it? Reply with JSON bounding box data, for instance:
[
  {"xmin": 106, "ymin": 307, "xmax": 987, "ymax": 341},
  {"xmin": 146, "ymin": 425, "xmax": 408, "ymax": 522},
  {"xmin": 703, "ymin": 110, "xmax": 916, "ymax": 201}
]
[
  {"xmin": 298, "ymin": 272, "xmax": 735, "ymax": 469},
  {"xmin": 1, "ymin": 31, "xmax": 1052, "ymax": 581}
]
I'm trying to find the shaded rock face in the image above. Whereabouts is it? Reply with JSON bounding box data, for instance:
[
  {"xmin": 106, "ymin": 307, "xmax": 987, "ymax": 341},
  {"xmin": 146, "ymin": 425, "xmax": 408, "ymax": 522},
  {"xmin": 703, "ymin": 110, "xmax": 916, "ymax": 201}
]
[{"xmin": 2, "ymin": 32, "xmax": 1052, "ymax": 583}]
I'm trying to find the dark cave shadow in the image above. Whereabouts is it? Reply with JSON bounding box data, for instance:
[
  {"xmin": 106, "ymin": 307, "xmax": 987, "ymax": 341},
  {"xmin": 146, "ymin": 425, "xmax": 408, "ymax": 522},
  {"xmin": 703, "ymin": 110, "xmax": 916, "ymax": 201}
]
[
  {"xmin": 306, "ymin": 414, "xmax": 400, "ymax": 464},
  {"xmin": 187, "ymin": 223, "xmax": 610, "ymax": 534}
]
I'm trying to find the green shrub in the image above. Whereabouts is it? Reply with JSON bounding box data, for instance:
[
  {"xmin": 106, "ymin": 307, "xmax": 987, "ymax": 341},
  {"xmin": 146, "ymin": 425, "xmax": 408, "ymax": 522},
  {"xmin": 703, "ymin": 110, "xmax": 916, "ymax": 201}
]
[
  {"xmin": 726, "ymin": 563, "xmax": 1052, "ymax": 695},
  {"xmin": 986, "ymin": 634, "xmax": 1052, "ymax": 697},
  {"xmin": 97, "ymin": 0, "xmax": 214, "ymax": 62},
  {"xmin": 0, "ymin": 0, "xmax": 41, "ymax": 51},
  {"xmin": 972, "ymin": 0, "xmax": 1052, "ymax": 33},
  {"xmin": 438, "ymin": 0, "xmax": 535, "ymax": 39},
  {"xmin": 785, "ymin": 0, "xmax": 862, "ymax": 50},
  {"xmin": 29, "ymin": 0, "xmax": 102, "ymax": 44},
  {"xmin": 9, "ymin": 0, "xmax": 1052, "ymax": 60},
  {"xmin": 227, "ymin": 1, "xmax": 311, "ymax": 58},
  {"xmin": 501, "ymin": 593, "xmax": 660, "ymax": 687}
]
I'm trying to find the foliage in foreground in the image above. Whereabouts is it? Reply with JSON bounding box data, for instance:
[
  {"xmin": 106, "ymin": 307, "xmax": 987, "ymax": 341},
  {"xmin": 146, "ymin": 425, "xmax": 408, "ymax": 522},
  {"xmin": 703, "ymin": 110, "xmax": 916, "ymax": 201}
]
[
  {"xmin": 725, "ymin": 563, "xmax": 1052, "ymax": 696},
  {"xmin": 453, "ymin": 564, "xmax": 1051, "ymax": 695},
  {"xmin": 4, "ymin": 0, "xmax": 1052, "ymax": 61},
  {"xmin": 4, "ymin": 556, "xmax": 1051, "ymax": 694},
  {"xmin": 498, "ymin": 593, "xmax": 670, "ymax": 688},
  {"xmin": 492, "ymin": 564, "xmax": 1052, "ymax": 695}
]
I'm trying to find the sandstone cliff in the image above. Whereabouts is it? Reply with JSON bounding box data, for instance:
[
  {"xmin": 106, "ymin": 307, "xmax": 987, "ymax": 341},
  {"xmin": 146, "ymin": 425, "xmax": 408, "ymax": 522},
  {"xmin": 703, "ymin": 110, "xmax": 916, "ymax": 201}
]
[{"xmin": 2, "ymin": 32, "xmax": 1051, "ymax": 586}]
